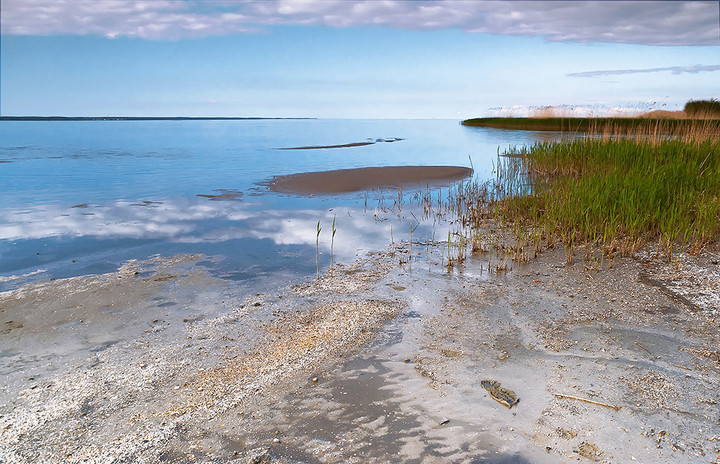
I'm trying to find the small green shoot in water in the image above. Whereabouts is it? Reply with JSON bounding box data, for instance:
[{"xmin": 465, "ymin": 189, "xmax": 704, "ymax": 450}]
[
  {"xmin": 409, "ymin": 212, "xmax": 420, "ymax": 262},
  {"xmin": 316, "ymin": 220, "xmax": 322, "ymax": 279},
  {"xmin": 330, "ymin": 215, "xmax": 337, "ymax": 275},
  {"xmin": 446, "ymin": 229, "xmax": 452, "ymax": 269}
]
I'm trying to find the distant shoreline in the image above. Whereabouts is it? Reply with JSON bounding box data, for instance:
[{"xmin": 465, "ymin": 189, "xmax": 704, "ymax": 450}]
[
  {"xmin": 461, "ymin": 116, "xmax": 720, "ymax": 131},
  {"xmin": 0, "ymin": 116, "xmax": 316, "ymax": 122}
]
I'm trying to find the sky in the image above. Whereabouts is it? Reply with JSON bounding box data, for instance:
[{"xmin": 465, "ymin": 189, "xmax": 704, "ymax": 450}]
[{"xmin": 1, "ymin": 0, "xmax": 719, "ymax": 119}]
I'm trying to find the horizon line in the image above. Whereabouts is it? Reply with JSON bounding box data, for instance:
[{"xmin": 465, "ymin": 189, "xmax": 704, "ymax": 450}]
[{"xmin": 0, "ymin": 116, "xmax": 318, "ymax": 121}]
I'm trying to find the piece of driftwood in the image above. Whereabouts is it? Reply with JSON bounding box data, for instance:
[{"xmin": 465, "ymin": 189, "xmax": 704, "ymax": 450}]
[
  {"xmin": 554, "ymin": 393, "xmax": 621, "ymax": 411},
  {"xmin": 635, "ymin": 341, "xmax": 652, "ymax": 355},
  {"xmin": 662, "ymin": 406, "xmax": 699, "ymax": 417}
]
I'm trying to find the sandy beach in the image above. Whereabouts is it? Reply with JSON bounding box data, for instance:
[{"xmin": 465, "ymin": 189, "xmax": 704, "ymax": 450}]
[{"xmin": 1, "ymin": 235, "xmax": 718, "ymax": 463}]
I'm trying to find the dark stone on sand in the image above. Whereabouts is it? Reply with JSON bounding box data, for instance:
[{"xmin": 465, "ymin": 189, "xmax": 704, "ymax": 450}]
[{"xmin": 481, "ymin": 379, "xmax": 520, "ymax": 409}]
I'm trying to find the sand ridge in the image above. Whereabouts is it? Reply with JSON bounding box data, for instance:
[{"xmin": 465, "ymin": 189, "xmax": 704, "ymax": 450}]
[{"xmin": 267, "ymin": 165, "xmax": 474, "ymax": 195}]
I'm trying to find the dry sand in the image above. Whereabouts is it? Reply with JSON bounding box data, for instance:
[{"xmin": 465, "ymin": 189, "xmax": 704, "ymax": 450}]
[
  {"xmin": 267, "ymin": 166, "xmax": 474, "ymax": 195},
  {"xmin": 0, "ymin": 240, "xmax": 719, "ymax": 463}
]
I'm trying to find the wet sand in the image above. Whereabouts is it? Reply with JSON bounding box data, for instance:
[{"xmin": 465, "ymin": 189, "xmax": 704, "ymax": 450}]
[
  {"xmin": 267, "ymin": 166, "xmax": 474, "ymax": 194},
  {"xmin": 1, "ymin": 239, "xmax": 719, "ymax": 463}
]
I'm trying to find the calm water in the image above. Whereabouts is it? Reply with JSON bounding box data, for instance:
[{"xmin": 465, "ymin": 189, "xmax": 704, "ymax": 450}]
[{"xmin": 0, "ymin": 119, "xmax": 558, "ymax": 290}]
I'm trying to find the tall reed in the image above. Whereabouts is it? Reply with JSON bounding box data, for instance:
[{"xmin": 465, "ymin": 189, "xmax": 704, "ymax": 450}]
[
  {"xmin": 437, "ymin": 119, "xmax": 720, "ymax": 268},
  {"xmin": 489, "ymin": 128, "xmax": 720, "ymax": 261}
]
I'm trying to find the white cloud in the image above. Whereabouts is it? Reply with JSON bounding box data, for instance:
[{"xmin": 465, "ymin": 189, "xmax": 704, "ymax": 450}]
[
  {"xmin": 2, "ymin": 0, "xmax": 257, "ymax": 39},
  {"xmin": 2, "ymin": 0, "xmax": 717, "ymax": 45},
  {"xmin": 568, "ymin": 64, "xmax": 720, "ymax": 78}
]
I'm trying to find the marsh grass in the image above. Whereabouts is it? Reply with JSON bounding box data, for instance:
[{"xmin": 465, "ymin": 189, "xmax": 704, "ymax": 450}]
[
  {"xmin": 361, "ymin": 121, "xmax": 718, "ymax": 275},
  {"xmin": 445, "ymin": 123, "xmax": 720, "ymax": 266},
  {"xmin": 509, "ymin": 137, "xmax": 719, "ymax": 256}
]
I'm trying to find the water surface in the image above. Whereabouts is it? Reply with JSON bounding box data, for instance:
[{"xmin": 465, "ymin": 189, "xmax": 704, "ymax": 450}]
[{"xmin": 0, "ymin": 119, "xmax": 559, "ymax": 289}]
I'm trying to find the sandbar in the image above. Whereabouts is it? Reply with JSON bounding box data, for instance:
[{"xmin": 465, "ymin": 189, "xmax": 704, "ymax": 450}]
[
  {"xmin": 279, "ymin": 141, "xmax": 375, "ymax": 150},
  {"xmin": 268, "ymin": 165, "xmax": 473, "ymax": 194},
  {"xmin": 278, "ymin": 137, "xmax": 404, "ymax": 150}
]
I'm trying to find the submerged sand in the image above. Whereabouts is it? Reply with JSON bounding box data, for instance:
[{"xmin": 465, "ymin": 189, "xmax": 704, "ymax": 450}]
[{"xmin": 267, "ymin": 166, "xmax": 473, "ymax": 194}]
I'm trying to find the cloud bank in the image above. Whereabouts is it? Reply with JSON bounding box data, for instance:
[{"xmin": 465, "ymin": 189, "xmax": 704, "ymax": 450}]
[
  {"xmin": 2, "ymin": 0, "xmax": 717, "ymax": 45},
  {"xmin": 568, "ymin": 64, "xmax": 720, "ymax": 78}
]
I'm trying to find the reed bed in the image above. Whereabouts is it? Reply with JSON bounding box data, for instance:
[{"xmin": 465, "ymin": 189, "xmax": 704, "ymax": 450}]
[
  {"xmin": 448, "ymin": 121, "xmax": 720, "ymax": 266},
  {"xmin": 363, "ymin": 118, "xmax": 718, "ymax": 272}
]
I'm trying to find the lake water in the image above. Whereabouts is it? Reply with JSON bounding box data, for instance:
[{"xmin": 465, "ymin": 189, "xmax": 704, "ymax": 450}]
[{"xmin": 0, "ymin": 119, "xmax": 558, "ymax": 291}]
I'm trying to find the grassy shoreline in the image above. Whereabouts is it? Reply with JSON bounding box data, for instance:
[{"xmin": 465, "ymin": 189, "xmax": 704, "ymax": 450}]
[
  {"xmin": 502, "ymin": 138, "xmax": 719, "ymax": 256},
  {"xmin": 448, "ymin": 118, "xmax": 720, "ymax": 266},
  {"xmin": 461, "ymin": 116, "xmax": 720, "ymax": 132}
]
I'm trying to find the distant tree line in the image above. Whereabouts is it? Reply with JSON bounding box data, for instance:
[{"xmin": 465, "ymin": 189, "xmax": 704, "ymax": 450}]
[{"xmin": 684, "ymin": 98, "xmax": 720, "ymax": 117}]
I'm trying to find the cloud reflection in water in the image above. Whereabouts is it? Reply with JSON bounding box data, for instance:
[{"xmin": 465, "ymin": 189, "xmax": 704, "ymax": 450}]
[{"xmin": 0, "ymin": 197, "xmax": 451, "ymax": 266}]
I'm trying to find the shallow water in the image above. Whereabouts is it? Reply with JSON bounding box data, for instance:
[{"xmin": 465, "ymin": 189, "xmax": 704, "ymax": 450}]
[{"xmin": 0, "ymin": 119, "xmax": 558, "ymax": 290}]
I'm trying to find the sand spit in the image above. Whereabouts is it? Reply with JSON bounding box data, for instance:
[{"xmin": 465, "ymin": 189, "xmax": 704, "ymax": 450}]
[
  {"xmin": 280, "ymin": 142, "xmax": 374, "ymax": 150},
  {"xmin": 267, "ymin": 165, "xmax": 473, "ymax": 195},
  {"xmin": 1, "ymin": 242, "xmax": 719, "ymax": 463},
  {"xmin": 278, "ymin": 138, "xmax": 404, "ymax": 150}
]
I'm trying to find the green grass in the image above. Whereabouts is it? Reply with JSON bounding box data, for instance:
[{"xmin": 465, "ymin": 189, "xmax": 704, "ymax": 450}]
[
  {"xmin": 493, "ymin": 137, "xmax": 720, "ymax": 258},
  {"xmin": 423, "ymin": 114, "xmax": 720, "ymax": 269}
]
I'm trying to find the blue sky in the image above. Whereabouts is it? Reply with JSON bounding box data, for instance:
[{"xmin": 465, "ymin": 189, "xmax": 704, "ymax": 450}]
[{"xmin": 1, "ymin": 0, "xmax": 718, "ymax": 118}]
